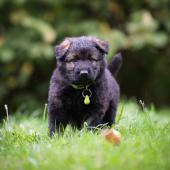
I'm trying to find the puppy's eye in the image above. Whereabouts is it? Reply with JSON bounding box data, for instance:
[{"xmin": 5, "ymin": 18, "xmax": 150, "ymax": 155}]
[
  {"xmin": 66, "ymin": 59, "xmax": 75, "ymax": 63},
  {"xmin": 66, "ymin": 57, "xmax": 77, "ymax": 63}
]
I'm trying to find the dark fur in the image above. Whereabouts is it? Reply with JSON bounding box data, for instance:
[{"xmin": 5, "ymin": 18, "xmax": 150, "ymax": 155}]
[
  {"xmin": 108, "ymin": 53, "xmax": 122, "ymax": 76},
  {"xmin": 48, "ymin": 36, "xmax": 122, "ymax": 136}
]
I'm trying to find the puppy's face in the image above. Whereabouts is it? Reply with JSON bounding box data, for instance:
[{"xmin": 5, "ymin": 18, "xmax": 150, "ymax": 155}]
[{"xmin": 55, "ymin": 36, "xmax": 108, "ymax": 85}]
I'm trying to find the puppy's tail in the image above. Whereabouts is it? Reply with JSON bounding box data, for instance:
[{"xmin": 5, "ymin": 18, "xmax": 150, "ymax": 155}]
[{"xmin": 107, "ymin": 53, "xmax": 122, "ymax": 77}]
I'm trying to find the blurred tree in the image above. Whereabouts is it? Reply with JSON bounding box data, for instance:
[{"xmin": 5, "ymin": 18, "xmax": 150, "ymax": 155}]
[{"xmin": 0, "ymin": 0, "xmax": 170, "ymax": 118}]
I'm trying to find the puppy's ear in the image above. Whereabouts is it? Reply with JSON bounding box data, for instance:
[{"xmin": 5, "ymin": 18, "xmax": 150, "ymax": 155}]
[
  {"xmin": 55, "ymin": 39, "xmax": 71, "ymax": 59},
  {"xmin": 92, "ymin": 37, "xmax": 109, "ymax": 54}
]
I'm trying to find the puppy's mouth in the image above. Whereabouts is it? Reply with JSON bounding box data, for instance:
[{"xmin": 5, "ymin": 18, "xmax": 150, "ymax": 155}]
[
  {"xmin": 75, "ymin": 79, "xmax": 93, "ymax": 86},
  {"xmin": 74, "ymin": 74, "xmax": 94, "ymax": 86}
]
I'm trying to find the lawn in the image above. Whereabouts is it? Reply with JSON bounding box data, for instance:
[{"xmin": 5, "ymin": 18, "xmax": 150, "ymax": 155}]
[{"xmin": 0, "ymin": 101, "xmax": 170, "ymax": 170}]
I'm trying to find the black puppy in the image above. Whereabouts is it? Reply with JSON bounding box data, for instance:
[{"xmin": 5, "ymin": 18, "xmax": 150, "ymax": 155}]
[{"xmin": 48, "ymin": 36, "xmax": 122, "ymax": 136}]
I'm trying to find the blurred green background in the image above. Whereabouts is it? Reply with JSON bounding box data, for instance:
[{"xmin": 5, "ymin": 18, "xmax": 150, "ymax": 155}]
[{"xmin": 0, "ymin": 0, "xmax": 170, "ymax": 118}]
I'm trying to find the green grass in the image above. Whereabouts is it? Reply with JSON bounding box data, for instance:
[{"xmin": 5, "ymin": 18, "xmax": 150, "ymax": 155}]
[{"xmin": 0, "ymin": 101, "xmax": 170, "ymax": 170}]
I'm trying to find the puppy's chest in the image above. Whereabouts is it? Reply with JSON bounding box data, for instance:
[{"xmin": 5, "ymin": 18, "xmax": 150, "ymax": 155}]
[{"xmin": 61, "ymin": 89, "xmax": 98, "ymax": 114}]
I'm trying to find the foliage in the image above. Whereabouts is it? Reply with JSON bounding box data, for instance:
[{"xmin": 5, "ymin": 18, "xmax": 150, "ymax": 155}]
[
  {"xmin": 0, "ymin": 1, "xmax": 170, "ymax": 114},
  {"xmin": 0, "ymin": 102, "xmax": 170, "ymax": 170}
]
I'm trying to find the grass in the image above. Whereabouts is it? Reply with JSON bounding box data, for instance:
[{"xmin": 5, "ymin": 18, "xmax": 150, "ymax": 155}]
[{"xmin": 0, "ymin": 101, "xmax": 170, "ymax": 170}]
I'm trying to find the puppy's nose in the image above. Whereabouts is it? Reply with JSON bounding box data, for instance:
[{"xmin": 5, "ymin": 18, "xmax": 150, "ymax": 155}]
[{"xmin": 80, "ymin": 70, "xmax": 89, "ymax": 76}]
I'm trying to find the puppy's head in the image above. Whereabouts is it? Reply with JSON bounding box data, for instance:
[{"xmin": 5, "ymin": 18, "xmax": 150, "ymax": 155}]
[{"xmin": 55, "ymin": 36, "xmax": 108, "ymax": 85}]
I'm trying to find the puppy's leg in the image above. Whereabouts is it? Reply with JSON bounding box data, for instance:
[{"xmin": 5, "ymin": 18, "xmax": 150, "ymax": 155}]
[
  {"xmin": 86, "ymin": 111, "xmax": 105, "ymax": 129},
  {"xmin": 48, "ymin": 105, "xmax": 67, "ymax": 137},
  {"xmin": 102, "ymin": 102, "xmax": 117, "ymax": 126}
]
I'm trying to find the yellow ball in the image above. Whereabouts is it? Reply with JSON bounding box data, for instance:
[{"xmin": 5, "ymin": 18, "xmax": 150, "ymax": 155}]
[{"xmin": 102, "ymin": 128, "xmax": 121, "ymax": 145}]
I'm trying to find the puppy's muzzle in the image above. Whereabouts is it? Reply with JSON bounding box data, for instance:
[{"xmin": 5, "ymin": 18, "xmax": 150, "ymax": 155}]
[{"xmin": 78, "ymin": 70, "xmax": 92, "ymax": 84}]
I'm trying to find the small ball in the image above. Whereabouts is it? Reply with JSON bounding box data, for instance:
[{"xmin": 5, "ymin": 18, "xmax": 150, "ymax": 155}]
[{"xmin": 102, "ymin": 128, "xmax": 121, "ymax": 145}]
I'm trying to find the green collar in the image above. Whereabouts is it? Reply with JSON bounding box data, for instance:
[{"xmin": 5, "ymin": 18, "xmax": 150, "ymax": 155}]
[{"xmin": 71, "ymin": 84, "xmax": 89, "ymax": 90}]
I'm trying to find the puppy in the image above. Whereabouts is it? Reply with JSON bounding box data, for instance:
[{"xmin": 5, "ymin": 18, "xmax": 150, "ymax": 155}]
[{"xmin": 48, "ymin": 36, "xmax": 122, "ymax": 136}]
